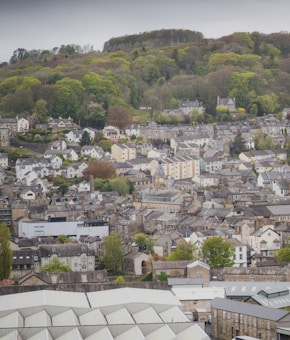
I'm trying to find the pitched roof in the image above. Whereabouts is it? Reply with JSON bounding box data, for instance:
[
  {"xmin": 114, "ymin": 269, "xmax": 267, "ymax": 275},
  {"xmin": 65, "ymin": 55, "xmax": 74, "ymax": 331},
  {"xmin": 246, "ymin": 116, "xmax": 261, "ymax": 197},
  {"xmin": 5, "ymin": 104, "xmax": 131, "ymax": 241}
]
[{"xmin": 211, "ymin": 297, "xmax": 289, "ymax": 321}]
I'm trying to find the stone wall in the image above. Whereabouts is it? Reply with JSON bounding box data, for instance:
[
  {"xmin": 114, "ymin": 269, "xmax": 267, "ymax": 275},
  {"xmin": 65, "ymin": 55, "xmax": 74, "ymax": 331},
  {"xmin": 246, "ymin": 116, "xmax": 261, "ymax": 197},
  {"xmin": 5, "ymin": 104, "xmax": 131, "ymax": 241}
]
[
  {"xmin": 0, "ymin": 281, "xmax": 168, "ymax": 296},
  {"xmin": 211, "ymin": 307, "xmax": 277, "ymax": 340},
  {"xmin": 221, "ymin": 266, "xmax": 289, "ymax": 282}
]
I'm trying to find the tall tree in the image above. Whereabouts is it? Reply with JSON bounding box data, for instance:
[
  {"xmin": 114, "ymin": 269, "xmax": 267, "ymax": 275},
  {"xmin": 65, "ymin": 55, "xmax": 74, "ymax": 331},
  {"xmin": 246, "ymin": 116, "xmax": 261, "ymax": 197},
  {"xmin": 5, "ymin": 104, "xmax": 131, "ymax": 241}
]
[
  {"xmin": 0, "ymin": 223, "xmax": 12, "ymax": 281},
  {"xmin": 166, "ymin": 240, "xmax": 197, "ymax": 261},
  {"xmin": 82, "ymin": 160, "xmax": 116, "ymax": 180},
  {"xmin": 274, "ymin": 247, "xmax": 290, "ymax": 262},
  {"xmin": 79, "ymin": 130, "xmax": 91, "ymax": 147},
  {"xmin": 106, "ymin": 105, "xmax": 132, "ymax": 130},
  {"xmin": 201, "ymin": 237, "xmax": 234, "ymax": 269},
  {"xmin": 230, "ymin": 131, "xmax": 247, "ymax": 156},
  {"xmin": 103, "ymin": 232, "xmax": 124, "ymax": 274}
]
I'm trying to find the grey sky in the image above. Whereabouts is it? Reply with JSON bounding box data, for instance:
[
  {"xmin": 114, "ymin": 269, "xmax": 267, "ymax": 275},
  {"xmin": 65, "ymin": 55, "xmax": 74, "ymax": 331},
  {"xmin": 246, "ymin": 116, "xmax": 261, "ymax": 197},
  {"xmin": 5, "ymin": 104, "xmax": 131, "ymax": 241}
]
[{"xmin": 1, "ymin": 0, "xmax": 290, "ymax": 62}]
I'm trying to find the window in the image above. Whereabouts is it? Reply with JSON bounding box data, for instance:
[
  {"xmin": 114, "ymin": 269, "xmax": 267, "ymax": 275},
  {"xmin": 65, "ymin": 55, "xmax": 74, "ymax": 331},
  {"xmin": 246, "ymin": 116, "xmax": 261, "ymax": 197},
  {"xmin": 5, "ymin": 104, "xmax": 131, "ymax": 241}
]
[{"xmin": 235, "ymin": 313, "xmax": 239, "ymax": 322}]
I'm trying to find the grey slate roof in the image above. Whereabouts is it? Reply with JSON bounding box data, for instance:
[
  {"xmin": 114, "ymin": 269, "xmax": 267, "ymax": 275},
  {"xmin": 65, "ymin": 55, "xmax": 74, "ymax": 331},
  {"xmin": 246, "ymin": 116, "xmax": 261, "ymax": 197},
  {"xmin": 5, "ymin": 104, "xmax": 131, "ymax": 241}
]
[{"xmin": 211, "ymin": 297, "xmax": 289, "ymax": 321}]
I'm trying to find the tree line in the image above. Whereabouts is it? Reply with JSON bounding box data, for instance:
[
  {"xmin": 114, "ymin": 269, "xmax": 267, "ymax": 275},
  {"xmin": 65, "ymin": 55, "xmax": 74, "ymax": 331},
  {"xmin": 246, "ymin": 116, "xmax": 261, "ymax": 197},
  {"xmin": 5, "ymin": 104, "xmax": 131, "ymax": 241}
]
[{"xmin": 1, "ymin": 30, "xmax": 290, "ymax": 129}]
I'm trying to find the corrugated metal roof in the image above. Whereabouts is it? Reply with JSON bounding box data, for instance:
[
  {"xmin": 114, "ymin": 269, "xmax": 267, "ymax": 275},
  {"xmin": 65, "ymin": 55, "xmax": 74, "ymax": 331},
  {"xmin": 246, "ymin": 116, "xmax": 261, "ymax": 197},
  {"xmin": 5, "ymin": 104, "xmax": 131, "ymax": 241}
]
[
  {"xmin": 211, "ymin": 297, "xmax": 289, "ymax": 321},
  {"xmin": 208, "ymin": 281, "xmax": 290, "ymax": 298}
]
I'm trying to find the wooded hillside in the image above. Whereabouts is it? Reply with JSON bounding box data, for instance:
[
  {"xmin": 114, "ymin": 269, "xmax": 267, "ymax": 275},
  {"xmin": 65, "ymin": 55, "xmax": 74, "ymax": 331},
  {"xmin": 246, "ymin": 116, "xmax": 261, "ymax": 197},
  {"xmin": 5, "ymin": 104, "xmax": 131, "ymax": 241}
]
[{"xmin": 1, "ymin": 29, "xmax": 290, "ymax": 128}]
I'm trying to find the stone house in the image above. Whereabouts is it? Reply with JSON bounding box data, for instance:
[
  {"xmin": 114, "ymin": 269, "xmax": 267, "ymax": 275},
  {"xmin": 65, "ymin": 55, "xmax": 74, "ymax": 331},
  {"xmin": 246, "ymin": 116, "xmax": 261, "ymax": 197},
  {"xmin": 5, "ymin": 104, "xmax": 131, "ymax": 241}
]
[
  {"xmin": 186, "ymin": 260, "xmax": 211, "ymax": 285},
  {"xmin": 152, "ymin": 260, "xmax": 210, "ymax": 283},
  {"xmin": 138, "ymin": 121, "xmax": 174, "ymax": 141},
  {"xmin": 47, "ymin": 117, "xmax": 79, "ymax": 131},
  {"xmin": 38, "ymin": 243, "xmax": 95, "ymax": 272},
  {"xmin": 136, "ymin": 142, "xmax": 153, "ymax": 156},
  {"xmin": 0, "ymin": 127, "xmax": 10, "ymax": 147},
  {"xmin": 0, "ymin": 117, "xmax": 17, "ymax": 136},
  {"xmin": 152, "ymin": 260, "xmax": 193, "ymax": 280},
  {"xmin": 216, "ymin": 96, "xmax": 236, "ymax": 112},
  {"xmin": 150, "ymin": 155, "xmax": 200, "ymax": 180},
  {"xmin": 170, "ymin": 134, "xmax": 211, "ymax": 153},
  {"xmin": 211, "ymin": 297, "xmax": 290, "ymax": 340},
  {"xmin": 202, "ymin": 156, "xmax": 223, "ymax": 173},
  {"xmin": 103, "ymin": 125, "xmax": 124, "ymax": 140},
  {"xmin": 123, "ymin": 251, "xmax": 150, "ymax": 275},
  {"xmin": 192, "ymin": 174, "xmax": 220, "ymax": 188},
  {"xmin": 179, "ymin": 100, "xmax": 205, "ymax": 114},
  {"xmin": 153, "ymin": 234, "xmax": 172, "ymax": 257},
  {"xmin": 127, "ymin": 157, "xmax": 152, "ymax": 173},
  {"xmin": 133, "ymin": 189, "xmax": 184, "ymax": 213},
  {"xmin": 125, "ymin": 124, "xmax": 140, "ymax": 138},
  {"xmin": 239, "ymin": 149, "xmax": 287, "ymax": 163},
  {"xmin": 111, "ymin": 143, "xmax": 137, "ymax": 162},
  {"xmin": 12, "ymin": 248, "xmax": 41, "ymax": 280},
  {"xmin": 114, "ymin": 162, "xmax": 133, "ymax": 176}
]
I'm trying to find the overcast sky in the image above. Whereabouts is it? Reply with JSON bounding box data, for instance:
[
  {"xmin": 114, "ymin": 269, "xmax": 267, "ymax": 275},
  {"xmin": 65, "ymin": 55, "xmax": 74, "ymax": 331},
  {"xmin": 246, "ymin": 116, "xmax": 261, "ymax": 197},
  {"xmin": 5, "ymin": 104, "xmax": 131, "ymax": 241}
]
[{"xmin": 1, "ymin": 0, "xmax": 290, "ymax": 63}]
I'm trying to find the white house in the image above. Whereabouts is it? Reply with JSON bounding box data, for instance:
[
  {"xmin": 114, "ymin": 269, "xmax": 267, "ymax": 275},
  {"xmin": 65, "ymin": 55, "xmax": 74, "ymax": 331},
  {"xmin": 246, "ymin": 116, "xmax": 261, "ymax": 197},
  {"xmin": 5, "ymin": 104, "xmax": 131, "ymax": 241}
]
[
  {"xmin": 65, "ymin": 130, "xmax": 83, "ymax": 143},
  {"xmin": 83, "ymin": 127, "xmax": 97, "ymax": 140},
  {"xmin": 250, "ymin": 225, "xmax": 281, "ymax": 257},
  {"xmin": 20, "ymin": 189, "xmax": 36, "ymax": 201},
  {"xmin": 62, "ymin": 149, "xmax": 79, "ymax": 161},
  {"xmin": 228, "ymin": 238, "xmax": 248, "ymax": 267},
  {"xmin": 77, "ymin": 180, "xmax": 91, "ymax": 192},
  {"xmin": 81, "ymin": 145, "xmax": 104, "ymax": 159},
  {"xmin": 15, "ymin": 158, "xmax": 50, "ymax": 181},
  {"xmin": 20, "ymin": 170, "xmax": 39, "ymax": 186},
  {"xmin": 0, "ymin": 153, "xmax": 8, "ymax": 169},
  {"xmin": 17, "ymin": 117, "xmax": 29, "ymax": 133},
  {"xmin": 49, "ymin": 140, "xmax": 67, "ymax": 151},
  {"xmin": 44, "ymin": 149, "xmax": 78, "ymax": 162},
  {"xmin": 125, "ymin": 124, "xmax": 140, "ymax": 138},
  {"xmin": 50, "ymin": 155, "xmax": 63, "ymax": 169}
]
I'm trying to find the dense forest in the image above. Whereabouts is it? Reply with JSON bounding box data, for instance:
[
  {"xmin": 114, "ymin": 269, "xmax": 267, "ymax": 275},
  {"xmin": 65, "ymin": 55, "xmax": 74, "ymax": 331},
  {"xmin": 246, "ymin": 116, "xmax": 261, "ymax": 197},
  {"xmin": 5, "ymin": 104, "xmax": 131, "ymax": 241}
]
[{"xmin": 1, "ymin": 29, "xmax": 290, "ymax": 128}]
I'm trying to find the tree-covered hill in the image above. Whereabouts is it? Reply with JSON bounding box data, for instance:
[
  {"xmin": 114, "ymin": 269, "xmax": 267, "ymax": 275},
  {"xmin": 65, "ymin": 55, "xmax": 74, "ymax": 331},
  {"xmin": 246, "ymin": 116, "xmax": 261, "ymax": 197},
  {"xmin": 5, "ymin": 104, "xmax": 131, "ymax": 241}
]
[
  {"xmin": 1, "ymin": 29, "xmax": 290, "ymax": 128},
  {"xmin": 103, "ymin": 29, "xmax": 204, "ymax": 52}
]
